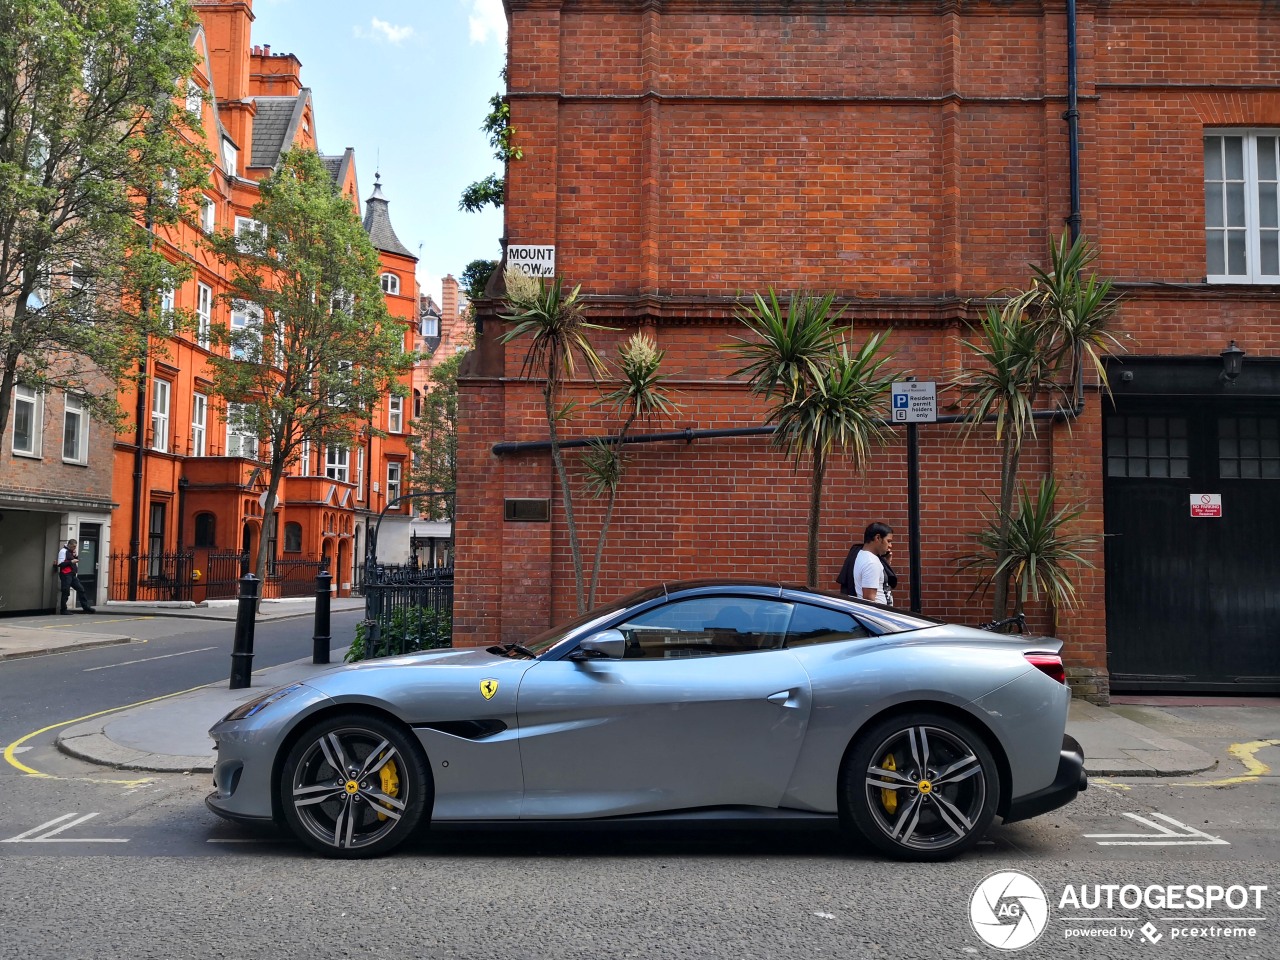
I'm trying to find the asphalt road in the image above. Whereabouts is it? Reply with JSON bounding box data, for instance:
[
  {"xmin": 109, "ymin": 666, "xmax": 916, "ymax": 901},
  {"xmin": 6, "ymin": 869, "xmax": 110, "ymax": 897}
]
[
  {"xmin": 1, "ymin": 624, "xmax": 1277, "ymax": 959},
  {"xmin": 0, "ymin": 610, "xmax": 363, "ymax": 746}
]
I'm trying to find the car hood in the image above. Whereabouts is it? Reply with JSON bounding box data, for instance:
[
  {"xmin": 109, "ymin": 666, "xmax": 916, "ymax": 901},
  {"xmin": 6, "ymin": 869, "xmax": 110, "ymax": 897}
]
[{"xmin": 299, "ymin": 646, "xmax": 534, "ymax": 723}]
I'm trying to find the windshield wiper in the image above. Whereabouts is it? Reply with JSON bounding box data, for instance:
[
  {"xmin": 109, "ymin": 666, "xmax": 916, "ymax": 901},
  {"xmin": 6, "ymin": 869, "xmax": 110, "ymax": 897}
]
[{"xmin": 485, "ymin": 642, "xmax": 537, "ymax": 659}]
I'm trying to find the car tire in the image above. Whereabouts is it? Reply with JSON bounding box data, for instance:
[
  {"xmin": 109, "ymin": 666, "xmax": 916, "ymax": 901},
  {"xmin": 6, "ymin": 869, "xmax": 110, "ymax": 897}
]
[
  {"xmin": 279, "ymin": 712, "xmax": 431, "ymax": 858},
  {"xmin": 844, "ymin": 711, "xmax": 999, "ymax": 862}
]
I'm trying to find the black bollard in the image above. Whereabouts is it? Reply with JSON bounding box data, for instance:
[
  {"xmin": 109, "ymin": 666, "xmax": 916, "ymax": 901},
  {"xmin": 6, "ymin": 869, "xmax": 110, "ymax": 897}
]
[
  {"xmin": 229, "ymin": 573, "xmax": 261, "ymax": 689},
  {"xmin": 312, "ymin": 565, "xmax": 332, "ymax": 664}
]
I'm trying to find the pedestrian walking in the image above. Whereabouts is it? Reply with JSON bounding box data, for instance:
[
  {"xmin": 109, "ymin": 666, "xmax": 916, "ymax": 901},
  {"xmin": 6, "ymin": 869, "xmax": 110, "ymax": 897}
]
[
  {"xmin": 57, "ymin": 538, "xmax": 96, "ymax": 614},
  {"xmin": 835, "ymin": 522, "xmax": 894, "ymax": 604}
]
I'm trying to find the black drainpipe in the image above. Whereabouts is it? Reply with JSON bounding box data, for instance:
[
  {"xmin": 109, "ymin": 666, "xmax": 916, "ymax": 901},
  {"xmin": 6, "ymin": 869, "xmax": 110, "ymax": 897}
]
[
  {"xmin": 491, "ymin": 398, "xmax": 1083, "ymax": 456},
  {"xmin": 1065, "ymin": 0, "xmax": 1082, "ymax": 244}
]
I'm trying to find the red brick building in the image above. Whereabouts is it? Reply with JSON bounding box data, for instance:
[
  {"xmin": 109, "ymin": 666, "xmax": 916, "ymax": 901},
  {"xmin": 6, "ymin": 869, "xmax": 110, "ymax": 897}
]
[
  {"xmin": 105, "ymin": 1, "xmax": 421, "ymax": 601},
  {"xmin": 455, "ymin": 0, "xmax": 1280, "ymax": 700}
]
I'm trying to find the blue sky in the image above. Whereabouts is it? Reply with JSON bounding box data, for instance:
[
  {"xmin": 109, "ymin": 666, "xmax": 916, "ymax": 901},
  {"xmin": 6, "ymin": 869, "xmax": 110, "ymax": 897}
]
[{"xmin": 248, "ymin": 0, "xmax": 508, "ymax": 305}]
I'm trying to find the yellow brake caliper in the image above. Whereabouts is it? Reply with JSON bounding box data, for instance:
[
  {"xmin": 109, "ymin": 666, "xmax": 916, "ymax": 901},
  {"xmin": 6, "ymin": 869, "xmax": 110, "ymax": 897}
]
[
  {"xmin": 880, "ymin": 752, "xmax": 899, "ymax": 815},
  {"xmin": 375, "ymin": 758, "xmax": 400, "ymax": 821}
]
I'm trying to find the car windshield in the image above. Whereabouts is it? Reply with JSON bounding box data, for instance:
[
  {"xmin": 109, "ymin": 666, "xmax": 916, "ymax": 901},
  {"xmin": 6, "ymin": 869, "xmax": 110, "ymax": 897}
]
[{"xmin": 517, "ymin": 584, "xmax": 667, "ymax": 655}]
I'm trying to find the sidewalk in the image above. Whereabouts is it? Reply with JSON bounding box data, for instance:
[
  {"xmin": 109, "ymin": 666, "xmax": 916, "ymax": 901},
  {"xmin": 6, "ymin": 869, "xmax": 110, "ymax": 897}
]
[
  {"xmin": 0, "ymin": 596, "xmax": 367, "ymax": 661},
  {"xmin": 2, "ymin": 609, "xmax": 1222, "ymax": 779}
]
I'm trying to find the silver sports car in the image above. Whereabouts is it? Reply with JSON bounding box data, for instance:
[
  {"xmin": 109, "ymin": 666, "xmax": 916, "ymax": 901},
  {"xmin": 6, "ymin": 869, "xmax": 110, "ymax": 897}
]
[{"xmin": 206, "ymin": 581, "xmax": 1086, "ymax": 860}]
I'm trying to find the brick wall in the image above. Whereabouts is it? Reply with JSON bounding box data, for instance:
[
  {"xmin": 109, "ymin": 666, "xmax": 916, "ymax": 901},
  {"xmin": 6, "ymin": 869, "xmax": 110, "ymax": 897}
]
[{"xmin": 456, "ymin": 0, "xmax": 1280, "ymax": 702}]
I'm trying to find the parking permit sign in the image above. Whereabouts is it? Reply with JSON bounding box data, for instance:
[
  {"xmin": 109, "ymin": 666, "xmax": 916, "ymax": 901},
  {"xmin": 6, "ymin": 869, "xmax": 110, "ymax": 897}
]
[{"xmin": 890, "ymin": 381, "xmax": 937, "ymax": 423}]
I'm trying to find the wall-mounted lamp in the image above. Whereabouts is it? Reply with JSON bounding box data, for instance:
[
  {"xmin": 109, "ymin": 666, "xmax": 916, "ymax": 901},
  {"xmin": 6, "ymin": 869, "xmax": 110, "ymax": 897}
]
[{"xmin": 1220, "ymin": 340, "xmax": 1246, "ymax": 383}]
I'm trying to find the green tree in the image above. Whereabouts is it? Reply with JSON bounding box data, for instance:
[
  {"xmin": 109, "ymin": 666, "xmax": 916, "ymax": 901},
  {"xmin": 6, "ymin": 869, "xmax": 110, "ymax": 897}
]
[
  {"xmin": 955, "ymin": 232, "xmax": 1120, "ymax": 619},
  {"xmin": 582, "ymin": 333, "xmax": 679, "ymax": 607},
  {"xmin": 0, "ymin": 0, "xmax": 209, "ymax": 435},
  {"xmin": 205, "ymin": 149, "xmax": 414, "ymax": 593},
  {"xmin": 407, "ymin": 349, "xmax": 464, "ymax": 521},
  {"xmin": 500, "ymin": 269, "xmax": 611, "ymax": 614},
  {"xmin": 460, "ymin": 258, "xmax": 497, "ymax": 307},
  {"xmin": 459, "ymin": 75, "xmax": 521, "ymax": 214},
  {"xmin": 729, "ymin": 291, "xmax": 895, "ymax": 588}
]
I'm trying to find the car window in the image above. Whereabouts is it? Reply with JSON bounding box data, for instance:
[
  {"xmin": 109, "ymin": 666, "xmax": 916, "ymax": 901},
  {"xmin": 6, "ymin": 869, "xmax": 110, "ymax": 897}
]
[
  {"xmin": 520, "ymin": 584, "xmax": 667, "ymax": 655},
  {"xmin": 615, "ymin": 597, "xmax": 791, "ymax": 659},
  {"xmin": 784, "ymin": 603, "xmax": 871, "ymax": 648}
]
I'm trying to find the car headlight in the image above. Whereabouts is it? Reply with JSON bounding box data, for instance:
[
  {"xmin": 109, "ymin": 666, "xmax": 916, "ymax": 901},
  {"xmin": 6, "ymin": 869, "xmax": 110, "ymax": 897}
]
[{"xmin": 223, "ymin": 683, "xmax": 304, "ymax": 721}]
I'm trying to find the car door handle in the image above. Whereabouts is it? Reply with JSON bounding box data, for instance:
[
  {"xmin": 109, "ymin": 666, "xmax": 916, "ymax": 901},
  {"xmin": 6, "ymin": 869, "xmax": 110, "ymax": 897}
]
[{"xmin": 767, "ymin": 689, "xmax": 800, "ymax": 708}]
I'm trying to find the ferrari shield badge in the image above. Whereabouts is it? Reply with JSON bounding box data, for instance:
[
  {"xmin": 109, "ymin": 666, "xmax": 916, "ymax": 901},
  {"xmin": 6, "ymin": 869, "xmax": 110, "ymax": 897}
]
[{"xmin": 480, "ymin": 678, "xmax": 499, "ymax": 700}]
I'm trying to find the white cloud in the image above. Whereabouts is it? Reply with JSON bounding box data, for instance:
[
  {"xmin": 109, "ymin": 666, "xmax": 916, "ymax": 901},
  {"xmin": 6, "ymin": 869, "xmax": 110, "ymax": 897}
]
[
  {"xmin": 354, "ymin": 17, "xmax": 415, "ymax": 45},
  {"xmin": 469, "ymin": 0, "xmax": 506, "ymax": 45}
]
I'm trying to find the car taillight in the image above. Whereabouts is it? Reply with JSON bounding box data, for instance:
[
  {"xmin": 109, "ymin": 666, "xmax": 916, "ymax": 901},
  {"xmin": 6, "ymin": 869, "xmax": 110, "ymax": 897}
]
[{"xmin": 1025, "ymin": 653, "xmax": 1066, "ymax": 685}]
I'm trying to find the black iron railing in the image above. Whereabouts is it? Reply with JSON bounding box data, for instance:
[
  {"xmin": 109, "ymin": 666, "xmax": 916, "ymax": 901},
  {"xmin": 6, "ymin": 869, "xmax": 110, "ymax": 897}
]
[
  {"xmin": 202, "ymin": 550, "xmax": 249, "ymax": 600},
  {"xmin": 265, "ymin": 556, "xmax": 324, "ymax": 598},
  {"xmin": 108, "ymin": 552, "xmax": 193, "ymax": 602}
]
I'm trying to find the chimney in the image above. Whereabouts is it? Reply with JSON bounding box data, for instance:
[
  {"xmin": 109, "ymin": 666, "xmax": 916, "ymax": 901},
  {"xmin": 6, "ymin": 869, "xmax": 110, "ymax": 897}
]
[
  {"xmin": 441, "ymin": 275, "xmax": 459, "ymax": 324},
  {"xmin": 263, "ymin": 44, "xmax": 271, "ymax": 56}
]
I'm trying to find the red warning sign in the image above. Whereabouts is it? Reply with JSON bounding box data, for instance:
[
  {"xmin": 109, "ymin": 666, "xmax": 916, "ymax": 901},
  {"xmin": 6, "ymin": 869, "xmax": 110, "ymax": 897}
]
[{"xmin": 1190, "ymin": 494, "xmax": 1222, "ymax": 518}]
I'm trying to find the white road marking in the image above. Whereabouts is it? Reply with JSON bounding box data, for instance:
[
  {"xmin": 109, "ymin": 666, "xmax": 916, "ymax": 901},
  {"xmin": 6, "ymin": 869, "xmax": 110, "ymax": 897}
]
[
  {"xmin": 83, "ymin": 646, "xmax": 216, "ymax": 672},
  {"xmin": 1084, "ymin": 812, "xmax": 1229, "ymax": 846},
  {"xmin": 1, "ymin": 812, "xmax": 128, "ymax": 843}
]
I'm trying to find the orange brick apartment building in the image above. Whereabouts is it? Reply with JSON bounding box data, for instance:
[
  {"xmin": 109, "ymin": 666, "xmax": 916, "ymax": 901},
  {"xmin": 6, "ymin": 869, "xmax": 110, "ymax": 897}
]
[
  {"xmin": 455, "ymin": 0, "xmax": 1280, "ymax": 700},
  {"xmin": 0, "ymin": 0, "xmax": 425, "ymax": 610}
]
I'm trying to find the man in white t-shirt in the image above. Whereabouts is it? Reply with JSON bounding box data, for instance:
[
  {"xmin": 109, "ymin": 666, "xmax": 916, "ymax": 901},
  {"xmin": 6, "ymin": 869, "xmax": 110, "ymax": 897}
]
[{"xmin": 850, "ymin": 522, "xmax": 894, "ymax": 604}]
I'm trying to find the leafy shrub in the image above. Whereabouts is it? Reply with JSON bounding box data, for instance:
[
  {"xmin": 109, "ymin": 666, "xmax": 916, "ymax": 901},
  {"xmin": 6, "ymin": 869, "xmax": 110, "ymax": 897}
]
[{"xmin": 346, "ymin": 605, "xmax": 452, "ymax": 662}]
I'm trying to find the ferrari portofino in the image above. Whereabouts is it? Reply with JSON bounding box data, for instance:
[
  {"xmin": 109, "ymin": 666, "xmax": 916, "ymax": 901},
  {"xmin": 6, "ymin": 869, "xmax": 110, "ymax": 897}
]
[{"xmin": 207, "ymin": 581, "xmax": 1085, "ymax": 859}]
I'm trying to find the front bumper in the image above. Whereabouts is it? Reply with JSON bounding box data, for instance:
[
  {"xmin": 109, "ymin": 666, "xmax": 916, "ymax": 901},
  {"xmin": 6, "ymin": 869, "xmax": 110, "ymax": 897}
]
[{"xmin": 1002, "ymin": 733, "xmax": 1087, "ymax": 824}]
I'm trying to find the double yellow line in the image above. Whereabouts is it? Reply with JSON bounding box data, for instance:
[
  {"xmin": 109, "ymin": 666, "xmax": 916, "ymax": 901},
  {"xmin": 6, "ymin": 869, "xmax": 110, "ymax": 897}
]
[{"xmin": 3, "ymin": 683, "xmax": 213, "ymax": 787}]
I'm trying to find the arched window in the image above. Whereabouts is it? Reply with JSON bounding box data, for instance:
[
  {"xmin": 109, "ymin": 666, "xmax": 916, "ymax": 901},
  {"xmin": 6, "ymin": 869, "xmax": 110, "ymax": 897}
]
[
  {"xmin": 194, "ymin": 512, "xmax": 216, "ymax": 547},
  {"xmin": 284, "ymin": 521, "xmax": 302, "ymax": 553},
  {"xmin": 380, "ymin": 272, "xmax": 400, "ymax": 296}
]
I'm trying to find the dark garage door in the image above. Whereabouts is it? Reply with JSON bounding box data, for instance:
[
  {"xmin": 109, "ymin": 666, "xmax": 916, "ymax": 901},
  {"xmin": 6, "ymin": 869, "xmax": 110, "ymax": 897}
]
[{"xmin": 1105, "ymin": 396, "xmax": 1280, "ymax": 692}]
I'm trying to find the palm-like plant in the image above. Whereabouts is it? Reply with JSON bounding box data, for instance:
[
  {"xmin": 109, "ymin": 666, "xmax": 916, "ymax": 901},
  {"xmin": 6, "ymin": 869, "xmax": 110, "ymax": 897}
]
[
  {"xmin": 728, "ymin": 289, "xmax": 842, "ymax": 402},
  {"xmin": 1031, "ymin": 231, "xmax": 1122, "ymax": 397},
  {"xmin": 958, "ymin": 477, "xmax": 1098, "ymax": 620},
  {"xmin": 500, "ymin": 270, "xmax": 612, "ymax": 614},
  {"xmin": 583, "ymin": 333, "xmax": 679, "ymax": 607},
  {"xmin": 955, "ymin": 232, "xmax": 1120, "ymax": 619},
  {"xmin": 729, "ymin": 289, "xmax": 894, "ymax": 588},
  {"xmin": 772, "ymin": 335, "xmax": 896, "ymax": 587}
]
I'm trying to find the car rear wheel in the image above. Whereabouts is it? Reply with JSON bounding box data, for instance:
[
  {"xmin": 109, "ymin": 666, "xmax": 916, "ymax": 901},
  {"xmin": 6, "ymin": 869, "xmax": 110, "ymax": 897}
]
[
  {"xmin": 279, "ymin": 712, "xmax": 431, "ymax": 858},
  {"xmin": 844, "ymin": 712, "xmax": 999, "ymax": 861}
]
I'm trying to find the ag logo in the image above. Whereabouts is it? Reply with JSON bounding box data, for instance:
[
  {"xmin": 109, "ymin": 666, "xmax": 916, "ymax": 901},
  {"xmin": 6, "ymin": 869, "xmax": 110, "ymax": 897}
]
[
  {"xmin": 479, "ymin": 678, "xmax": 499, "ymax": 700},
  {"xmin": 969, "ymin": 870, "xmax": 1049, "ymax": 950}
]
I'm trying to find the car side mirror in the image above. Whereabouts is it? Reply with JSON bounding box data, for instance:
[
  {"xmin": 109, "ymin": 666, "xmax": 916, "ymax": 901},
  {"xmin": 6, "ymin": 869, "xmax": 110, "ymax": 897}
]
[{"xmin": 570, "ymin": 629, "xmax": 626, "ymax": 661}]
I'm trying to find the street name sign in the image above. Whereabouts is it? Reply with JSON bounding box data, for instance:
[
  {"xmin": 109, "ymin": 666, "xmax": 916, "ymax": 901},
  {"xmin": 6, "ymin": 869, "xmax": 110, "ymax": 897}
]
[
  {"xmin": 890, "ymin": 381, "xmax": 938, "ymax": 423},
  {"xmin": 506, "ymin": 245, "xmax": 556, "ymax": 277}
]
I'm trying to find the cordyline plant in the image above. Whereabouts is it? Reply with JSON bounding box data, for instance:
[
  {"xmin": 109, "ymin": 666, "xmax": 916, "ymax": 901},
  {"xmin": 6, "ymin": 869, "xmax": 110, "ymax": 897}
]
[
  {"xmin": 954, "ymin": 232, "xmax": 1121, "ymax": 619},
  {"xmin": 957, "ymin": 476, "xmax": 1099, "ymax": 621},
  {"xmin": 500, "ymin": 269, "xmax": 613, "ymax": 615},
  {"xmin": 729, "ymin": 290, "xmax": 896, "ymax": 588},
  {"xmin": 582, "ymin": 332, "xmax": 679, "ymax": 607}
]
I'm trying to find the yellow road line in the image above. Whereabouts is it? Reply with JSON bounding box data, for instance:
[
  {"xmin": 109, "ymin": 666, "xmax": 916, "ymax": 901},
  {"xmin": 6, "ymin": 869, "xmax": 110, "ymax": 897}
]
[
  {"xmin": 1170, "ymin": 739, "xmax": 1280, "ymax": 788},
  {"xmin": 3, "ymin": 682, "xmax": 214, "ymax": 787}
]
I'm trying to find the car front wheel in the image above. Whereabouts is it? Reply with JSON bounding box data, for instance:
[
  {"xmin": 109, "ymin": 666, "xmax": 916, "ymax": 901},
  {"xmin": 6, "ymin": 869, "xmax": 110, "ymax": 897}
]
[
  {"xmin": 845, "ymin": 712, "xmax": 999, "ymax": 861},
  {"xmin": 279, "ymin": 712, "xmax": 431, "ymax": 858}
]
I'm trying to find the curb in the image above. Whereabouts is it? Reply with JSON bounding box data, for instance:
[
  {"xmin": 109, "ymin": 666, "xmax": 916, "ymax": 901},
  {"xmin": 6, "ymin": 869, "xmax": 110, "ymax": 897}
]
[
  {"xmin": 57, "ymin": 728, "xmax": 214, "ymax": 774},
  {"xmin": 1085, "ymin": 759, "xmax": 1219, "ymax": 778},
  {"xmin": 0, "ymin": 636, "xmax": 134, "ymax": 662}
]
